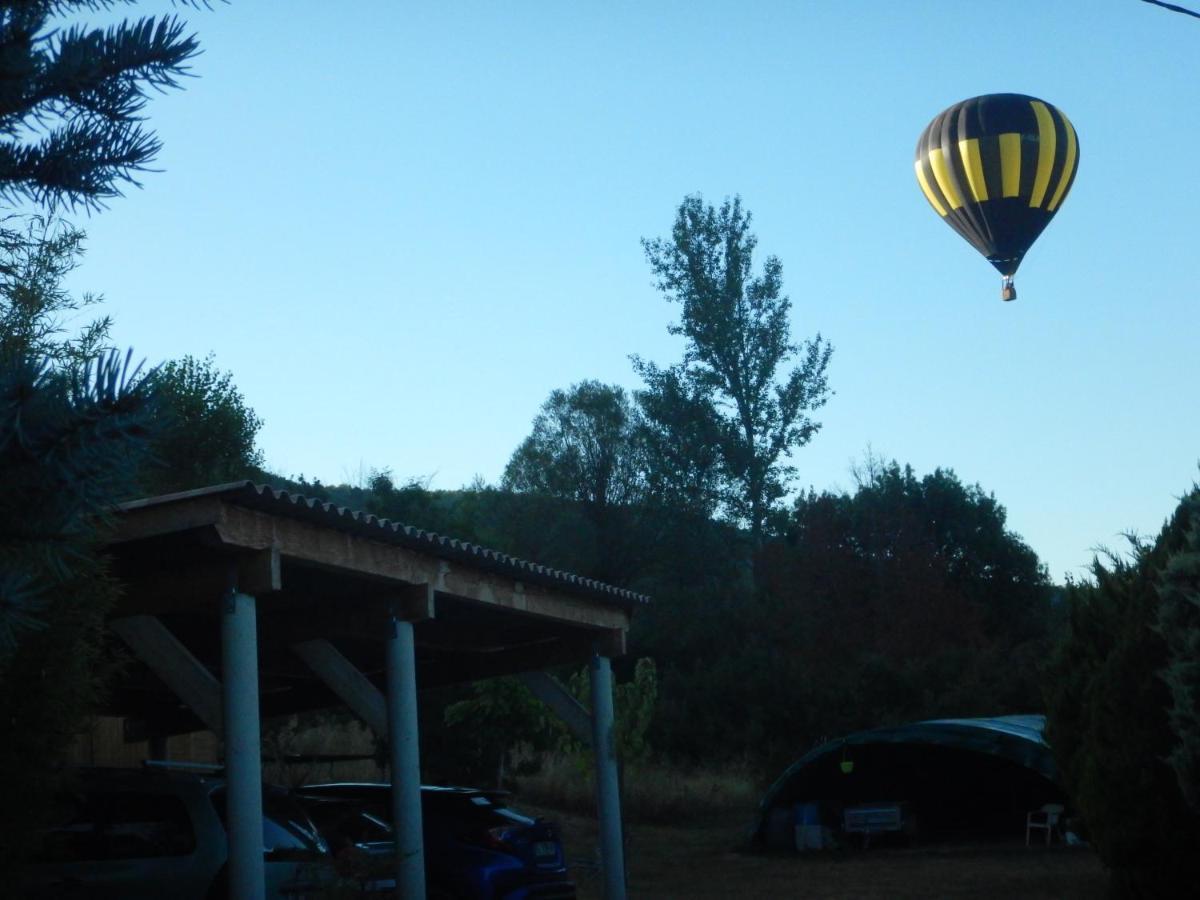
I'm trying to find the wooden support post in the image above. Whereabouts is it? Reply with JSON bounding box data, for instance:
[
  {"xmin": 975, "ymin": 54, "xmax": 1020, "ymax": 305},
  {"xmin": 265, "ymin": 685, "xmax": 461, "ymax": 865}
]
[{"xmin": 291, "ymin": 640, "xmax": 388, "ymax": 736}]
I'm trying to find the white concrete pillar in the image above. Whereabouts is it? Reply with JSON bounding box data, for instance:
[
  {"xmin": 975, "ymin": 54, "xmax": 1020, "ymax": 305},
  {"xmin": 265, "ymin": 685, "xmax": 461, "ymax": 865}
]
[
  {"xmin": 590, "ymin": 653, "xmax": 626, "ymax": 900},
  {"xmin": 386, "ymin": 616, "xmax": 425, "ymax": 898},
  {"xmin": 221, "ymin": 590, "xmax": 265, "ymax": 900}
]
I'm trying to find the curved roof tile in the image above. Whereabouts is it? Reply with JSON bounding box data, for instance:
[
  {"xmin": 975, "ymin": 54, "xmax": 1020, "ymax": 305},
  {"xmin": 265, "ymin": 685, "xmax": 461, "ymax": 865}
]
[{"xmin": 121, "ymin": 481, "xmax": 650, "ymax": 608}]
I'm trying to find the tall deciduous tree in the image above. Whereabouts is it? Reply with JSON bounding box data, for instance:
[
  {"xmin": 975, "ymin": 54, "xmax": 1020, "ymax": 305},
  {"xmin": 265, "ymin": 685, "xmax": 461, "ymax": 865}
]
[
  {"xmin": 503, "ymin": 380, "xmax": 648, "ymax": 583},
  {"xmin": 637, "ymin": 195, "xmax": 833, "ymax": 544},
  {"xmin": 635, "ymin": 364, "xmax": 723, "ymax": 520},
  {"xmin": 503, "ymin": 380, "xmax": 647, "ymax": 511},
  {"xmin": 0, "ymin": 1, "xmax": 200, "ymax": 210},
  {"xmin": 753, "ymin": 463, "xmax": 1051, "ymax": 739},
  {"xmin": 141, "ymin": 353, "xmax": 265, "ymax": 496}
]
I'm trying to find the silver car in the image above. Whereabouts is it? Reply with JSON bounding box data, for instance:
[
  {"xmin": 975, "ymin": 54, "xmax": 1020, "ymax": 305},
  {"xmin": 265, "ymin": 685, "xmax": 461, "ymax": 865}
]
[{"xmin": 21, "ymin": 766, "xmax": 335, "ymax": 900}]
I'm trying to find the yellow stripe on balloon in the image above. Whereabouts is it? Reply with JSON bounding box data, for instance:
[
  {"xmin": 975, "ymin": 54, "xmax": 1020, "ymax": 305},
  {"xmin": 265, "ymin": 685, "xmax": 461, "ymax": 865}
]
[
  {"xmin": 957, "ymin": 138, "xmax": 989, "ymax": 202},
  {"xmin": 998, "ymin": 133, "xmax": 1022, "ymax": 197},
  {"xmin": 914, "ymin": 159, "xmax": 948, "ymax": 216},
  {"xmin": 1029, "ymin": 101, "xmax": 1057, "ymax": 208},
  {"xmin": 1047, "ymin": 111, "xmax": 1077, "ymax": 212},
  {"xmin": 928, "ymin": 148, "xmax": 963, "ymax": 210}
]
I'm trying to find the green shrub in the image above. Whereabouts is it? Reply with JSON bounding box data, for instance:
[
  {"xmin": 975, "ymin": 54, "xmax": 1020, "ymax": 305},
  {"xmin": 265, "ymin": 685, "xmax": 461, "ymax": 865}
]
[
  {"xmin": 1045, "ymin": 487, "xmax": 1200, "ymax": 897},
  {"xmin": 1157, "ymin": 493, "xmax": 1200, "ymax": 813}
]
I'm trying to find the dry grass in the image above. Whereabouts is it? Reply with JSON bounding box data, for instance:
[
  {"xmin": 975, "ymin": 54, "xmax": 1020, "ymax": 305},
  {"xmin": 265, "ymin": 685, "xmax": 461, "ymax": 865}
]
[
  {"xmin": 520, "ymin": 801, "xmax": 1108, "ymax": 900},
  {"xmin": 514, "ymin": 755, "xmax": 761, "ymax": 824}
]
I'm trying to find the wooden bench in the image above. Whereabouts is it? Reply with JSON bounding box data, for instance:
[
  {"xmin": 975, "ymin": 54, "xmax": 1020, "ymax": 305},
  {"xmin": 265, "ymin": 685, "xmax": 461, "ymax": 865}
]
[{"xmin": 842, "ymin": 803, "xmax": 905, "ymax": 848}]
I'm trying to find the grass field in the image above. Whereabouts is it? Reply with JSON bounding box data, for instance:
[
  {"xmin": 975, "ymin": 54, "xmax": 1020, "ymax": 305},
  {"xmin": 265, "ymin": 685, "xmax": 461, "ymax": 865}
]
[{"xmin": 526, "ymin": 804, "xmax": 1108, "ymax": 899}]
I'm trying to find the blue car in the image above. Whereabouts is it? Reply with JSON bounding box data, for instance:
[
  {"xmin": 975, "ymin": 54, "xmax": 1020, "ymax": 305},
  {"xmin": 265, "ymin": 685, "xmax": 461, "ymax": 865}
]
[{"xmin": 294, "ymin": 783, "xmax": 576, "ymax": 900}]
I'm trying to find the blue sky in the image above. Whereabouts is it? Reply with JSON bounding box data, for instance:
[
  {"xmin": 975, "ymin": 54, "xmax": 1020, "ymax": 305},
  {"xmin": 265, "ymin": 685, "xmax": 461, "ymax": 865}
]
[{"xmin": 61, "ymin": 1, "xmax": 1200, "ymax": 581}]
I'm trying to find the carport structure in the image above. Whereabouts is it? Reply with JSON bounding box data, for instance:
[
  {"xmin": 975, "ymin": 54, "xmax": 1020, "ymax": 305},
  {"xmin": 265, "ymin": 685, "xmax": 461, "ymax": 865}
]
[{"xmin": 102, "ymin": 482, "xmax": 644, "ymax": 900}]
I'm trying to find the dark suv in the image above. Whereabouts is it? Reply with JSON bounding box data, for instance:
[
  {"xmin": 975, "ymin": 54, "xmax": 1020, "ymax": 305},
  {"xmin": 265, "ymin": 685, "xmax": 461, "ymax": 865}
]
[
  {"xmin": 295, "ymin": 782, "xmax": 576, "ymax": 899},
  {"xmin": 21, "ymin": 766, "xmax": 334, "ymax": 900}
]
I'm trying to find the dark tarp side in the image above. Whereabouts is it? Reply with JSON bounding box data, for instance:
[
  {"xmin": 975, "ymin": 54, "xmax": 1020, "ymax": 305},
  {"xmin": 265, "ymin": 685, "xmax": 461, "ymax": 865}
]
[{"xmin": 754, "ymin": 715, "xmax": 1060, "ymax": 843}]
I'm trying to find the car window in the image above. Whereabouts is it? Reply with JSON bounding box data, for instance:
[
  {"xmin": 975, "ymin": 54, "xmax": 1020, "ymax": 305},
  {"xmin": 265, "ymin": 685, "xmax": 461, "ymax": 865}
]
[
  {"xmin": 35, "ymin": 791, "xmax": 196, "ymax": 863},
  {"xmin": 211, "ymin": 790, "xmax": 325, "ymax": 854},
  {"xmin": 304, "ymin": 801, "xmax": 392, "ymax": 847}
]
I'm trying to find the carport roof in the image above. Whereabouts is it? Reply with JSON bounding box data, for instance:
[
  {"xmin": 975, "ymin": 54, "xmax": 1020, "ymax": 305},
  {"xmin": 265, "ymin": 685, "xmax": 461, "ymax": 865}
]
[
  {"xmin": 120, "ymin": 481, "xmax": 649, "ymax": 607},
  {"xmin": 103, "ymin": 481, "xmax": 645, "ymax": 737}
]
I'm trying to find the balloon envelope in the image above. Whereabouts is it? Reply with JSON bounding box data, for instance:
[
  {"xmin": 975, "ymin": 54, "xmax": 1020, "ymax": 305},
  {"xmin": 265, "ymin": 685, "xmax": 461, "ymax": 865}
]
[{"xmin": 914, "ymin": 93, "xmax": 1079, "ymax": 295}]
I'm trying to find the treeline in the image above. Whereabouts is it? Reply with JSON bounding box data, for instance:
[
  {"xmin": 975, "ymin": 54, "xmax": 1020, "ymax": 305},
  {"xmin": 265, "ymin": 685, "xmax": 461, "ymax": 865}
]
[{"xmin": 296, "ymin": 456, "xmax": 1059, "ymax": 774}]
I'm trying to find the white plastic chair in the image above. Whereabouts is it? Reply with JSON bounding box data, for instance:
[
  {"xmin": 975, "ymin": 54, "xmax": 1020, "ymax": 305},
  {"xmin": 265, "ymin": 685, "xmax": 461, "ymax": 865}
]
[{"xmin": 1025, "ymin": 803, "xmax": 1064, "ymax": 846}]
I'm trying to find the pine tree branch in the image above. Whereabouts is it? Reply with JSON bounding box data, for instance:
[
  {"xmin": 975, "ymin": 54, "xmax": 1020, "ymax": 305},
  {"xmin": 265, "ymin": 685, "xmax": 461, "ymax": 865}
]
[{"xmin": 1142, "ymin": 0, "xmax": 1200, "ymax": 20}]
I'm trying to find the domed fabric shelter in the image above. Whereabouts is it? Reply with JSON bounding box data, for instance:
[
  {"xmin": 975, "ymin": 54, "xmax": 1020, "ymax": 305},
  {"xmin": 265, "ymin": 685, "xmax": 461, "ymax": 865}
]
[{"xmin": 754, "ymin": 715, "xmax": 1067, "ymax": 848}]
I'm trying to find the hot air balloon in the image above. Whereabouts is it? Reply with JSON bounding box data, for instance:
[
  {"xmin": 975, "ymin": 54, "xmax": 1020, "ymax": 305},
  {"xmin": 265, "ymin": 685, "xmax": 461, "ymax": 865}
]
[{"xmin": 914, "ymin": 93, "xmax": 1079, "ymax": 301}]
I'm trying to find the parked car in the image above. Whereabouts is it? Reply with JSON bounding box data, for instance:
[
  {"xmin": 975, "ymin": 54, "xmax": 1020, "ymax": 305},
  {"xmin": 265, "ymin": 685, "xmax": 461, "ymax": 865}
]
[
  {"xmin": 20, "ymin": 766, "xmax": 335, "ymax": 900},
  {"xmin": 294, "ymin": 782, "xmax": 576, "ymax": 900}
]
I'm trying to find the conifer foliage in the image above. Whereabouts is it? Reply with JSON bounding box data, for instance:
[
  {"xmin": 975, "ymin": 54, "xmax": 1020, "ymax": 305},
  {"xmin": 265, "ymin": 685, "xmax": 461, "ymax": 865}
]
[
  {"xmin": 0, "ymin": 348, "xmax": 155, "ymax": 868},
  {"xmin": 0, "ymin": 1, "xmax": 200, "ymax": 210},
  {"xmin": 0, "ymin": 2, "xmax": 205, "ymax": 867},
  {"xmin": 1157, "ymin": 492, "xmax": 1200, "ymax": 813},
  {"xmin": 1045, "ymin": 487, "xmax": 1200, "ymax": 898},
  {"xmin": 0, "ymin": 350, "xmax": 153, "ymax": 656}
]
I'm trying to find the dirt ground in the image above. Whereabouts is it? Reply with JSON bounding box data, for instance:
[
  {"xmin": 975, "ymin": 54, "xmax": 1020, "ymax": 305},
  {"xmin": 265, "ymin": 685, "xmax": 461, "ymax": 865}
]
[{"xmin": 527, "ymin": 805, "xmax": 1108, "ymax": 899}]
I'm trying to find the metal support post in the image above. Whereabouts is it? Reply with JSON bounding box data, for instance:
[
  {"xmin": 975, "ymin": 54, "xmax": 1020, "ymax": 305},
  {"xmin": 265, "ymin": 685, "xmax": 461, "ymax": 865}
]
[
  {"xmin": 386, "ymin": 616, "xmax": 425, "ymax": 899},
  {"xmin": 222, "ymin": 590, "xmax": 265, "ymax": 900},
  {"xmin": 590, "ymin": 653, "xmax": 627, "ymax": 900}
]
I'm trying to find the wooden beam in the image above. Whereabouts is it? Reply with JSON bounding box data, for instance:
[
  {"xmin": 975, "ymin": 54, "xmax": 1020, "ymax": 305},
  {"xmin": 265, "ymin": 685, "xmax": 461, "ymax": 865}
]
[
  {"xmin": 393, "ymin": 582, "xmax": 435, "ymax": 622},
  {"xmin": 110, "ymin": 616, "xmax": 224, "ymax": 734},
  {"xmin": 595, "ymin": 628, "xmax": 627, "ymax": 658},
  {"xmin": 291, "ymin": 640, "xmax": 387, "ymax": 735},
  {"xmin": 258, "ymin": 603, "xmax": 390, "ymax": 648},
  {"xmin": 238, "ymin": 546, "xmax": 282, "ymax": 595},
  {"xmin": 111, "ymin": 496, "xmax": 227, "ymax": 544},
  {"xmin": 113, "ymin": 547, "xmax": 281, "ymax": 616},
  {"xmin": 518, "ymin": 672, "xmax": 592, "ymax": 747},
  {"xmin": 213, "ymin": 505, "xmax": 630, "ymax": 631},
  {"xmin": 416, "ymin": 632, "xmax": 603, "ymax": 685}
]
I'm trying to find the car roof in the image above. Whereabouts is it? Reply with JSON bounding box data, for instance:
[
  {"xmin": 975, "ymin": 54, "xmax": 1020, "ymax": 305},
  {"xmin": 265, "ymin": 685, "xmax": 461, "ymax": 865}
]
[
  {"xmin": 62, "ymin": 766, "xmax": 293, "ymax": 798},
  {"xmin": 65, "ymin": 766, "xmax": 222, "ymax": 788},
  {"xmin": 297, "ymin": 783, "xmax": 514, "ymax": 802},
  {"xmin": 301, "ymin": 782, "xmax": 460, "ymax": 793}
]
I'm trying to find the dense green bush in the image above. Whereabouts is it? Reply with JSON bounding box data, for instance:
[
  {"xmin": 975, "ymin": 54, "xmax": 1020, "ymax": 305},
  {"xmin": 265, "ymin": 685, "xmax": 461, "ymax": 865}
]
[
  {"xmin": 1158, "ymin": 493, "xmax": 1200, "ymax": 813},
  {"xmin": 0, "ymin": 352, "xmax": 155, "ymax": 871},
  {"xmin": 1045, "ymin": 487, "xmax": 1200, "ymax": 898}
]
